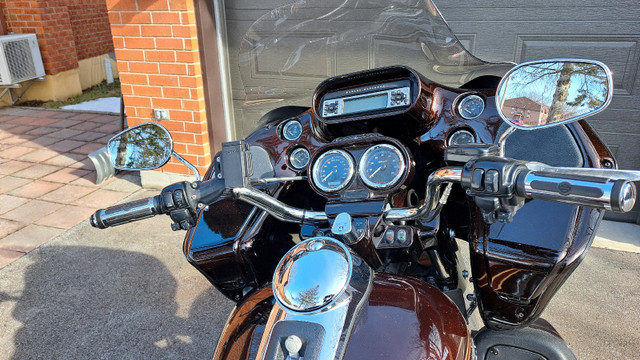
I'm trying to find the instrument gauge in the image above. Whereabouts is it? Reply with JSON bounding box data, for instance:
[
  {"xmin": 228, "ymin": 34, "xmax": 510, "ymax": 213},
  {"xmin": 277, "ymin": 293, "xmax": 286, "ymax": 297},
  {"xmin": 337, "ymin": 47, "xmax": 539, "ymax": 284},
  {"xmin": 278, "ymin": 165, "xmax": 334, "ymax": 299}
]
[
  {"xmin": 448, "ymin": 129, "xmax": 476, "ymax": 146},
  {"xmin": 312, "ymin": 150, "xmax": 355, "ymax": 192},
  {"xmin": 289, "ymin": 147, "xmax": 310, "ymax": 170},
  {"xmin": 457, "ymin": 94, "xmax": 485, "ymax": 120},
  {"xmin": 282, "ymin": 120, "xmax": 303, "ymax": 141},
  {"xmin": 359, "ymin": 144, "xmax": 406, "ymax": 189}
]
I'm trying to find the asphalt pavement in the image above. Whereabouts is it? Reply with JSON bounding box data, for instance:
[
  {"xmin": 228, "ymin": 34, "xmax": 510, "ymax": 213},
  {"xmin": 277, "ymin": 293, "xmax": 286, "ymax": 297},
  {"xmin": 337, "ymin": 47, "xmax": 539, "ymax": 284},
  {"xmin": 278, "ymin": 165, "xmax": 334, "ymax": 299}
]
[{"xmin": 0, "ymin": 188, "xmax": 638, "ymax": 359}]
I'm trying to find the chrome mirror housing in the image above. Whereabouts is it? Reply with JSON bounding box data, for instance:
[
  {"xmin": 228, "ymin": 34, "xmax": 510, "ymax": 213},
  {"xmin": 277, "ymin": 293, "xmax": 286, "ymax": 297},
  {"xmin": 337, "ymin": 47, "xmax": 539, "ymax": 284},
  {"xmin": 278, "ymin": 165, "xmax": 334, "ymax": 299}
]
[{"xmin": 496, "ymin": 59, "xmax": 613, "ymax": 130}]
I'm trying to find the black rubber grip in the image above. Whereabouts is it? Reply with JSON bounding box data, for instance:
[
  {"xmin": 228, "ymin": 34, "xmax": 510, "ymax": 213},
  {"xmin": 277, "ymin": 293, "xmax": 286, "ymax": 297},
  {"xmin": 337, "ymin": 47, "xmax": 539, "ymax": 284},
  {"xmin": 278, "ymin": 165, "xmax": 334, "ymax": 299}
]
[{"xmin": 90, "ymin": 196, "xmax": 163, "ymax": 229}]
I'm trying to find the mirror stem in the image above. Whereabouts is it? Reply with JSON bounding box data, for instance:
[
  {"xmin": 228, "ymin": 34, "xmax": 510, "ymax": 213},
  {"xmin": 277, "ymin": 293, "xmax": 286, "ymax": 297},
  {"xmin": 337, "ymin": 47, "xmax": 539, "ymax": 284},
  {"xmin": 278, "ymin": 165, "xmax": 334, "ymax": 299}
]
[
  {"xmin": 496, "ymin": 126, "xmax": 517, "ymax": 156},
  {"xmin": 172, "ymin": 151, "xmax": 202, "ymax": 181}
]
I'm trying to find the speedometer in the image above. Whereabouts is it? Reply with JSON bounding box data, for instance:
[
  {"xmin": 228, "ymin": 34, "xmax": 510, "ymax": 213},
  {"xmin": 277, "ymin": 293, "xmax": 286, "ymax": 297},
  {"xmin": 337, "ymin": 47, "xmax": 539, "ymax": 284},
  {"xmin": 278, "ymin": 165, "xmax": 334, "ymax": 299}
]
[
  {"xmin": 359, "ymin": 144, "xmax": 405, "ymax": 189},
  {"xmin": 312, "ymin": 149, "xmax": 355, "ymax": 192}
]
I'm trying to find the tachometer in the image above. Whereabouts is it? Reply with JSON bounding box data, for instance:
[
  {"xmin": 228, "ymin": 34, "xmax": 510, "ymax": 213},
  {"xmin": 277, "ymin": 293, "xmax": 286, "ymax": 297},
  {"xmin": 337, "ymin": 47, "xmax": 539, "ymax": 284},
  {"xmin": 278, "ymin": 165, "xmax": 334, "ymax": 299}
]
[
  {"xmin": 312, "ymin": 149, "xmax": 355, "ymax": 192},
  {"xmin": 359, "ymin": 144, "xmax": 405, "ymax": 189}
]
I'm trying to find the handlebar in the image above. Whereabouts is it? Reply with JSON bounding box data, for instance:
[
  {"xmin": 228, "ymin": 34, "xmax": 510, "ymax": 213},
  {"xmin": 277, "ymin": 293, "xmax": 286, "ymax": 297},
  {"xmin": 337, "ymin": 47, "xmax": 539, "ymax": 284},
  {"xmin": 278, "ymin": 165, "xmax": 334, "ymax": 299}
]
[
  {"xmin": 517, "ymin": 170, "xmax": 637, "ymax": 212},
  {"xmin": 90, "ymin": 161, "xmax": 639, "ymax": 230},
  {"xmin": 91, "ymin": 196, "xmax": 164, "ymax": 229}
]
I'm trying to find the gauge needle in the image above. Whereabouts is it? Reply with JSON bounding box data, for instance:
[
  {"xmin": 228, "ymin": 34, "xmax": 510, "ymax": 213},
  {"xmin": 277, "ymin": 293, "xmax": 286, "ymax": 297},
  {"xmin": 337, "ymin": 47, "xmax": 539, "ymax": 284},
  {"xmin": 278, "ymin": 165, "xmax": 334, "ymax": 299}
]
[
  {"xmin": 322, "ymin": 170, "xmax": 335, "ymax": 182},
  {"xmin": 370, "ymin": 165, "xmax": 385, "ymax": 178}
]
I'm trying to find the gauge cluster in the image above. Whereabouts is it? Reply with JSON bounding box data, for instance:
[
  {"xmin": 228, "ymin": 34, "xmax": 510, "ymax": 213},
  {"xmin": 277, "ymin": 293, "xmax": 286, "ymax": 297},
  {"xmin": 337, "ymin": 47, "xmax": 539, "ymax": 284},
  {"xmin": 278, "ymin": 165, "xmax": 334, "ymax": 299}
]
[{"xmin": 309, "ymin": 139, "xmax": 410, "ymax": 198}]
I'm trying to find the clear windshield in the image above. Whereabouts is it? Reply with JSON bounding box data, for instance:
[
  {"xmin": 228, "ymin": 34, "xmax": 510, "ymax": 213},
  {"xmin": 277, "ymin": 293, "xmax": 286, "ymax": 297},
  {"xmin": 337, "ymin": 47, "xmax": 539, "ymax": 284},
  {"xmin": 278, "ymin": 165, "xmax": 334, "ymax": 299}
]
[{"xmin": 236, "ymin": 0, "xmax": 513, "ymax": 132}]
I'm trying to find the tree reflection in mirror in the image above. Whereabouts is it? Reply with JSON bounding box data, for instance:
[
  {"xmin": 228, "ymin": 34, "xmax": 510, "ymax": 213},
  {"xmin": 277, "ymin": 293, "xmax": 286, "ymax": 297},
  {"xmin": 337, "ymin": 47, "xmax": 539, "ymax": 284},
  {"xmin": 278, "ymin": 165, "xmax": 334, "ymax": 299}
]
[
  {"xmin": 108, "ymin": 123, "xmax": 173, "ymax": 170},
  {"xmin": 497, "ymin": 61, "xmax": 611, "ymax": 128}
]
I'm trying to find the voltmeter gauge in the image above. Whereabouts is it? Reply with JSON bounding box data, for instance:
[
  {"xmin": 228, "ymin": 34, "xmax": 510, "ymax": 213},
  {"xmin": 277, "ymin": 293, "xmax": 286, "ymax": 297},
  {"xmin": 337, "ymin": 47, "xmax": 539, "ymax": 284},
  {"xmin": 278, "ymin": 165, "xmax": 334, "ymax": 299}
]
[
  {"xmin": 457, "ymin": 94, "xmax": 485, "ymax": 120},
  {"xmin": 448, "ymin": 129, "xmax": 476, "ymax": 146},
  {"xmin": 282, "ymin": 120, "xmax": 303, "ymax": 141},
  {"xmin": 289, "ymin": 147, "xmax": 310, "ymax": 170}
]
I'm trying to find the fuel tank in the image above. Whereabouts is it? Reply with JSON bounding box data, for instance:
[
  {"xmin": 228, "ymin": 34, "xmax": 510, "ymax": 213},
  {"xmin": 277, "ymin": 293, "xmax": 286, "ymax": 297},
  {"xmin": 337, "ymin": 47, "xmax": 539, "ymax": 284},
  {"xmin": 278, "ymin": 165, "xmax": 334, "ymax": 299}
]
[{"xmin": 213, "ymin": 272, "xmax": 471, "ymax": 360}]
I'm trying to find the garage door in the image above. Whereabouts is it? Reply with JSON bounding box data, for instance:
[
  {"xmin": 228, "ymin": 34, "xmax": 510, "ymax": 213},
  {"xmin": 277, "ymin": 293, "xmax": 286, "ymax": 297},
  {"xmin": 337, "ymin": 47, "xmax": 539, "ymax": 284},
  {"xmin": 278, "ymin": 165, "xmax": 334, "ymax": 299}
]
[{"xmin": 223, "ymin": 0, "xmax": 640, "ymax": 222}]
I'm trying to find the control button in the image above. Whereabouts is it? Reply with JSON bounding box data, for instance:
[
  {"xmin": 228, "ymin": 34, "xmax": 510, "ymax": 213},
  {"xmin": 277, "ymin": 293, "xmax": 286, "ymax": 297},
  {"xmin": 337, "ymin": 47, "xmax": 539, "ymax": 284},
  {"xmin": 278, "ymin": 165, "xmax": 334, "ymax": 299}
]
[
  {"xmin": 472, "ymin": 169, "xmax": 484, "ymax": 190},
  {"xmin": 397, "ymin": 229, "xmax": 407, "ymax": 244},
  {"xmin": 485, "ymin": 169, "xmax": 500, "ymax": 193},
  {"xmin": 385, "ymin": 229, "xmax": 395, "ymax": 244}
]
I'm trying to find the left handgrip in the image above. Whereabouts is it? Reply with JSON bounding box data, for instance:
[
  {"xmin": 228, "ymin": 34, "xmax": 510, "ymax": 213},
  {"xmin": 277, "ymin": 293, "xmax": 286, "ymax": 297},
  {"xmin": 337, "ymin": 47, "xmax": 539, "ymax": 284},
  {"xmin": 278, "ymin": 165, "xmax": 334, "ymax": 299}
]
[{"xmin": 90, "ymin": 196, "xmax": 164, "ymax": 229}]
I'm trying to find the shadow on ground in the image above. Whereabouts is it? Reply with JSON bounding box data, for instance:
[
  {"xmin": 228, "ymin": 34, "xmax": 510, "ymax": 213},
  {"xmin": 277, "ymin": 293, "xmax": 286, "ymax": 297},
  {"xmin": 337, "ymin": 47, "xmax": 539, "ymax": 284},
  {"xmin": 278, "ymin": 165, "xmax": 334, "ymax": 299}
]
[{"xmin": 0, "ymin": 208, "xmax": 234, "ymax": 360}]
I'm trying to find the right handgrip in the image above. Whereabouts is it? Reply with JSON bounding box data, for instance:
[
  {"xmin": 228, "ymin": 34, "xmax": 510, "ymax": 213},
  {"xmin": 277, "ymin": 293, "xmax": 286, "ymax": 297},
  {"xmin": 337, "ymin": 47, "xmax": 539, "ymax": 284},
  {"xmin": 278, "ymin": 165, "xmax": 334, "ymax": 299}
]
[
  {"xmin": 516, "ymin": 170, "xmax": 637, "ymax": 212},
  {"xmin": 90, "ymin": 196, "xmax": 164, "ymax": 229}
]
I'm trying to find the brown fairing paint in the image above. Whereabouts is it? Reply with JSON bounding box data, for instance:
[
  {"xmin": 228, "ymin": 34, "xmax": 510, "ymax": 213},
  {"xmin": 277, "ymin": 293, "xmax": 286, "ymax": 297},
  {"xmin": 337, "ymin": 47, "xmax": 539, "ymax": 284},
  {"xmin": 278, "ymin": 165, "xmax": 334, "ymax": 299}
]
[
  {"xmin": 183, "ymin": 65, "xmax": 610, "ymax": 333},
  {"xmin": 212, "ymin": 273, "xmax": 471, "ymax": 360}
]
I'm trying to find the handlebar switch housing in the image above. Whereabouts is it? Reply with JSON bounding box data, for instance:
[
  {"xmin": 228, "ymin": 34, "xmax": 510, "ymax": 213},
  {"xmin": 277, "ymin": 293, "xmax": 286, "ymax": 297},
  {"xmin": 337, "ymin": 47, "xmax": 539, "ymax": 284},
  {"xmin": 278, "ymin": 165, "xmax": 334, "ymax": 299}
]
[{"xmin": 461, "ymin": 156, "xmax": 529, "ymax": 223}]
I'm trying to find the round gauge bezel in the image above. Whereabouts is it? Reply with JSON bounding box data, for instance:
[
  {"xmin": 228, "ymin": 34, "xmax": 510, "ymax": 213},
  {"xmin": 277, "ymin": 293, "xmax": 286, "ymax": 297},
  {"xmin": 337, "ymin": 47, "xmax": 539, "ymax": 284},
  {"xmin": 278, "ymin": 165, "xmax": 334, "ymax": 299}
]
[
  {"xmin": 282, "ymin": 120, "xmax": 303, "ymax": 141},
  {"xmin": 289, "ymin": 147, "xmax": 310, "ymax": 170},
  {"xmin": 312, "ymin": 149, "xmax": 355, "ymax": 193},
  {"xmin": 447, "ymin": 129, "xmax": 476, "ymax": 146},
  {"xmin": 456, "ymin": 94, "xmax": 485, "ymax": 120},
  {"xmin": 358, "ymin": 143, "xmax": 406, "ymax": 190}
]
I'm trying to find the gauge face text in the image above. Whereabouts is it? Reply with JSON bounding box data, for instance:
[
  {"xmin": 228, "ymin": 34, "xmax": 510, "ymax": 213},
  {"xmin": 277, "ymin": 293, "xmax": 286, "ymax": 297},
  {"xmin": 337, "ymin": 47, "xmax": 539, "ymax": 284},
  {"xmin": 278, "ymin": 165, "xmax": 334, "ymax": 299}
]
[
  {"xmin": 457, "ymin": 94, "xmax": 485, "ymax": 120},
  {"xmin": 359, "ymin": 144, "xmax": 405, "ymax": 189},
  {"xmin": 312, "ymin": 150, "xmax": 355, "ymax": 192},
  {"xmin": 282, "ymin": 120, "xmax": 303, "ymax": 141}
]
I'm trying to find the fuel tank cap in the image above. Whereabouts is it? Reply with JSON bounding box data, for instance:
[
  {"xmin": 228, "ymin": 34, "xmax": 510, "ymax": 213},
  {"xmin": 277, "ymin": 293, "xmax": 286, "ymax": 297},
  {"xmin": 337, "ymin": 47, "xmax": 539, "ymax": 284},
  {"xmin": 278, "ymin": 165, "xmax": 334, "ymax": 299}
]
[{"xmin": 273, "ymin": 237, "xmax": 352, "ymax": 312}]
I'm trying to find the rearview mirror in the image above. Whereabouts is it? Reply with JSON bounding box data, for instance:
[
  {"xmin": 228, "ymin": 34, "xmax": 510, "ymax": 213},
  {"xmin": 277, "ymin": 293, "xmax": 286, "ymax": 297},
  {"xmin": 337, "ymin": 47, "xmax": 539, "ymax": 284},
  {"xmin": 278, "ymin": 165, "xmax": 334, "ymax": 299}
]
[
  {"xmin": 108, "ymin": 123, "xmax": 173, "ymax": 170},
  {"xmin": 496, "ymin": 60, "xmax": 613, "ymax": 129}
]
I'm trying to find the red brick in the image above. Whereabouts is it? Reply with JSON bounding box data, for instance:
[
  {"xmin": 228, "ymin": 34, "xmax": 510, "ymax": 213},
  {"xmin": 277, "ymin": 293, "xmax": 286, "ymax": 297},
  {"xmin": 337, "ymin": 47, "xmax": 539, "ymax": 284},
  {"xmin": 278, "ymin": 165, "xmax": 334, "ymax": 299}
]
[
  {"xmin": 119, "ymin": 73, "xmax": 148, "ymax": 85},
  {"xmin": 125, "ymin": 36, "xmax": 155, "ymax": 49},
  {"xmin": 163, "ymin": 87, "xmax": 190, "ymax": 98},
  {"xmin": 120, "ymin": 12, "xmax": 152, "ymax": 24},
  {"xmin": 141, "ymin": 24, "xmax": 172, "ymax": 37},
  {"xmin": 156, "ymin": 37, "xmax": 184, "ymax": 50},
  {"xmin": 132, "ymin": 85, "xmax": 162, "ymax": 97},
  {"xmin": 152, "ymin": 12, "xmax": 181, "ymax": 24},
  {"xmin": 111, "ymin": 24, "xmax": 140, "ymax": 36},
  {"xmin": 148, "ymin": 74, "xmax": 179, "ymax": 86},
  {"xmin": 152, "ymin": 97, "xmax": 182, "ymax": 109},
  {"xmin": 145, "ymin": 50, "xmax": 175, "ymax": 62},
  {"xmin": 171, "ymin": 25, "xmax": 196, "ymax": 37},
  {"xmin": 138, "ymin": 0, "xmax": 169, "ymax": 11},
  {"xmin": 124, "ymin": 96, "xmax": 152, "ymax": 107},
  {"xmin": 171, "ymin": 131, "xmax": 195, "ymax": 143},
  {"xmin": 157, "ymin": 120, "xmax": 185, "ymax": 131},
  {"xmin": 115, "ymin": 49, "xmax": 145, "ymax": 61},
  {"xmin": 159, "ymin": 63, "xmax": 187, "ymax": 75},
  {"xmin": 170, "ymin": 110, "xmax": 194, "ymax": 121}
]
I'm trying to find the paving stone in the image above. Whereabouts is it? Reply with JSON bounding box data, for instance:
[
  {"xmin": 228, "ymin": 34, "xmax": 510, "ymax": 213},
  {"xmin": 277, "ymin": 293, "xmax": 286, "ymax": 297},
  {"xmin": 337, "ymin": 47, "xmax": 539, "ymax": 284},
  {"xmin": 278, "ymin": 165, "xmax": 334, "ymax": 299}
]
[
  {"xmin": 8, "ymin": 180, "xmax": 63, "ymax": 198},
  {"xmin": 0, "ymin": 218, "xmax": 25, "ymax": 239},
  {"xmin": 0, "ymin": 160, "xmax": 32, "ymax": 175},
  {"xmin": 35, "ymin": 205, "xmax": 96, "ymax": 230},
  {"xmin": 5, "ymin": 125, "xmax": 34, "ymax": 134},
  {"xmin": 0, "ymin": 135, "xmax": 34, "ymax": 145},
  {"xmin": 49, "ymin": 128, "xmax": 84, "ymax": 139},
  {"xmin": 101, "ymin": 176, "xmax": 142, "ymax": 193},
  {"xmin": 70, "ymin": 121, "xmax": 107, "ymax": 131},
  {"xmin": 0, "ymin": 195, "xmax": 29, "ymax": 215},
  {"xmin": 0, "ymin": 176, "xmax": 31, "ymax": 193},
  {"xmin": 39, "ymin": 184, "xmax": 96, "ymax": 204},
  {"xmin": 71, "ymin": 131, "xmax": 107, "ymax": 142},
  {"xmin": 70, "ymin": 172, "xmax": 99, "ymax": 187},
  {"xmin": 69, "ymin": 113, "xmax": 101, "ymax": 121},
  {"xmin": 17, "ymin": 148, "xmax": 59, "ymax": 163},
  {"xmin": 73, "ymin": 189, "xmax": 131, "ymax": 209},
  {"xmin": 22, "ymin": 136, "xmax": 59, "ymax": 148},
  {"xmin": 42, "ymin": 154, "xmax": 82, "ymax": 167},
  {"xmin": 70, "ymin": 142, "xmax": 104, "ymax": 155},
  {"xmin": 48, "ymin": 139, "xmax": 86, "ymax": 152},
  {"xmin": 0, "ymin": 224, "xmax": 63, "ymax": 252},
  {"xmin": 0, "ymin": 199, "xmax": 64, "ymax": 224},
  {"xmin": 68, "ymin": 158, "xmax": 94, "ymax": 170},
  {"xmin": 0, "ymin": 145, "xmax": 35, "ymax": 159},
  {"xmin": 11, "ymin": 164, "xmax": 61, "ymax": 180},
  {"xmin": 41, "ymin": 167, "xmax": 91, "ymax": 183},
  {"xmin": 25, "ymin": 126, "xmax": 58, "ymax": 136},
  {"xmin": 48, "ymin": 119, "xmax": 82, "ymax": 128},
  {"xmin": 0, "ymin": 248, "xmax": 24, "ymax": 268}
]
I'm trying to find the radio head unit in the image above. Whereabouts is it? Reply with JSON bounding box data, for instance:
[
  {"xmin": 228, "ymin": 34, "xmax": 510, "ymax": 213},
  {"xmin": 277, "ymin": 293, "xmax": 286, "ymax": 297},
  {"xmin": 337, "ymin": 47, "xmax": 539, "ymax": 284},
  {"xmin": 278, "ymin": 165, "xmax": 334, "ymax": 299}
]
[{"xmin": 321, "ymin": 80, "xmax": 411, "ymax": 118}]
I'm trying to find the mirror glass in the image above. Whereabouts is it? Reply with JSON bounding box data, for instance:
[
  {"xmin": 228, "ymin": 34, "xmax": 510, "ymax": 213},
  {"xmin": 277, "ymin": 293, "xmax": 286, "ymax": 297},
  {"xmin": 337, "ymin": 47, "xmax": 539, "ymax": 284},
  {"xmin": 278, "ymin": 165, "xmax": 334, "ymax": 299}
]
[
  {"xmin": 108, "ymin": 123, "xmax": 173, "ymax": 170},
  {"xmin": 496, "ymin": 61, "xmax": 611, "ymax": 129}
]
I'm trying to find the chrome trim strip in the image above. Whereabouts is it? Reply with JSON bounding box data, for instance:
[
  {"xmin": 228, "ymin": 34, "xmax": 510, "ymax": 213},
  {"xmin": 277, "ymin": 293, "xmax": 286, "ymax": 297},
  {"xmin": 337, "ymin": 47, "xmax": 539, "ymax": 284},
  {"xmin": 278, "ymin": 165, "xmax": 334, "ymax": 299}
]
[{"xmin": 523, "ymin": 172, "xmax": 614, "ymax": 210}]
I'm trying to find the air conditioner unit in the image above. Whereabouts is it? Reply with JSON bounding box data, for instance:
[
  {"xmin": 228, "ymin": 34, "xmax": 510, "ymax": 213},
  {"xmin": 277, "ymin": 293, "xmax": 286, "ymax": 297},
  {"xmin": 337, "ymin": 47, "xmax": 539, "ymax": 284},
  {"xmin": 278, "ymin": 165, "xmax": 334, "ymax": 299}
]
[{"xmin": 0, "ymin": 34, "xmax": 45, "ymax": 86}]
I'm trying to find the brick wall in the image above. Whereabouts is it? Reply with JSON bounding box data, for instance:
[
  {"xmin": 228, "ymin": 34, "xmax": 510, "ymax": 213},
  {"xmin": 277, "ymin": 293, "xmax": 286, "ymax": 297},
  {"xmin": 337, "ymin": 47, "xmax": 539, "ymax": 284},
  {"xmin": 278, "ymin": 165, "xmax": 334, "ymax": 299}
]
[
  {"xmin": 68, "ymin": 1, "xmax": 114, "ymax": 60},
  {"xmin": 106, "ymin": 0, "xmax": 210, "ymax": 175},
  {"xmin": 0, "ymin": 0, "xmax": 114, "ymax": 74}
]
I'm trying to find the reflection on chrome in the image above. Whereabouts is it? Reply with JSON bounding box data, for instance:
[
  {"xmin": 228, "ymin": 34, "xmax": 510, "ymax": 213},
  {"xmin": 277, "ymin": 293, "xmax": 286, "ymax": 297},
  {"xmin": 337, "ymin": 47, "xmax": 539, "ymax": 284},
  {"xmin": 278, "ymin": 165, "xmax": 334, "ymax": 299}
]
[
  {"xmin": 257, "ymin": 237, "xmax": 373, "ymax": 360},
  {"xmin": 496, "ymin": 60, "xmax": 613, "ymax": 129},
  {"xmin": 108, "ymin": 123, "xmax": 173, "ymax": 170}
]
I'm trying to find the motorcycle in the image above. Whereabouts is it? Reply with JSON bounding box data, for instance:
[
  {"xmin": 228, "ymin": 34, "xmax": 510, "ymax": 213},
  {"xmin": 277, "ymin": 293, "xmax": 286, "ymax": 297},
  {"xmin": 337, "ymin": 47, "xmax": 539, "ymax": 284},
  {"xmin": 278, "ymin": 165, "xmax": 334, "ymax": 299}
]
[{"xmin": 91, "ymin": 1, "xmax": 639, "ymax": 359}]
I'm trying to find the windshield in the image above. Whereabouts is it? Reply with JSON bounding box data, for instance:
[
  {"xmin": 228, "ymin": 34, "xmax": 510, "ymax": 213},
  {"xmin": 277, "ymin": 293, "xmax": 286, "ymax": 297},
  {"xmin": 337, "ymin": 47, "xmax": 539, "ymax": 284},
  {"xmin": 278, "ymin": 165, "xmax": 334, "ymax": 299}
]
[{"xmin": 236, "ymin": 0, "xmax": 513, "ymax": 132}]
